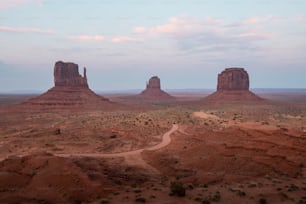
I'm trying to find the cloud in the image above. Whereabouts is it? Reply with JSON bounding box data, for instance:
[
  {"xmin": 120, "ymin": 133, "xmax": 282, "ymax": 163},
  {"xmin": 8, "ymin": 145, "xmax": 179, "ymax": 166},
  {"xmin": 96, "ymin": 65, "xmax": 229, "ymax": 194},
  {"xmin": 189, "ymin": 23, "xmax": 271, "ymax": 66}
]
[
  {"xmin": 0, "ymin": 25, "xmax": 55, "ymax": 34},
  {"xmin": 133, "ymin": 16, "xmax": 223, "ymax": 37},
  {"xmin": 229, "ymin": 16, "xmax": 284, "ymax": 27},
  {"xmin": 68, "ymin": 35, "xmax": 141, "ymax": 43},
  {"xmin": 236, "ymin": 31, "xmax": 272, "ymax": 40},
  {"xmin": 132, "ymin": 16, "xmax": 272, "ymax": 54},
  {"xmin": 0, "ymin": 0, "xmax": 42, "ymax": 9},
  {"xmin": 133, "ymin": 27, "xmax": 147, "ymax": 34},
  {"xmin": 297, "ymin": 16, "xmax": 306, "ymax": 23},
  {"xmin": 48, "ymin": 15, "xmax": 274, "ymax": 57},
  {"xmin": 68, "ymin": 35, "xmax": 105, "ymax": 42},
  {"xmin": 111, "ymin": 36, "xmax": 142, "ymax": 43}
]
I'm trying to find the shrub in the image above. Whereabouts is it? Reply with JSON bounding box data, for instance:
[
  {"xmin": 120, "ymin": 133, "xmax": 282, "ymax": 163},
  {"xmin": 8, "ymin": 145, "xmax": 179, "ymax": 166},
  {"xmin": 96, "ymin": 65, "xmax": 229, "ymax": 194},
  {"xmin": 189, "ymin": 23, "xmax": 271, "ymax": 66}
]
[
  {"xmin": 259, "ymin": 198, "xmax": 267, "ymax": 204},
  {"xmin": 170, "ymin": 181, "xmax": 186, "ymax": 197},
  {"xmin": 110, "ymin": 134, "xmax": 117, "ymax": 139},
  {"xmin": 100, "ymin": 199, "xmax": 109, "ymax": 204},
  {"xmin": 133, "ymin": 188, "xmax": 142, "ymax": 193},
  {"xmin": 212, "ymin": 191, "xmax": 221, "ymax": 201},
  {"xmin": 55, "ymin": 128, "xmax": 61, "ymax": 135},
  {"xmin": 202, "ymin": 199, "xmax": 211, "ymax": 204},
  {"xmin": 135, "ymin": 197, "xmax": 146, "ymax": 203}
]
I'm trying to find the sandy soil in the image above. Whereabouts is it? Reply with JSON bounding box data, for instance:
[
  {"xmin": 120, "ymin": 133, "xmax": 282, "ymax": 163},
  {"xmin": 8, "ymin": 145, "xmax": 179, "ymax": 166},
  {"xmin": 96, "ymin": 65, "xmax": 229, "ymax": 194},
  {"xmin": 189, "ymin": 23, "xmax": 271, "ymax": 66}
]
[
  {"xmin": 0, "ymin": 95, "xmax": 306, "ymax": 203},
  {"xmin": 53, "ymin": 124, "xmax": 178, "ymax": 170}
]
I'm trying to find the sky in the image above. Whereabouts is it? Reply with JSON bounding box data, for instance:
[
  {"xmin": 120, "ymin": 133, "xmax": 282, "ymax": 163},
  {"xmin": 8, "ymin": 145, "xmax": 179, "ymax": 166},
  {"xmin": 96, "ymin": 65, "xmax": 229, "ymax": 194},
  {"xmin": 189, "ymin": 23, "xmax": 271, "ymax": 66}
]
[{"xmin": 0, "ymin": 0, "xmax": 306, "ymax": 92}]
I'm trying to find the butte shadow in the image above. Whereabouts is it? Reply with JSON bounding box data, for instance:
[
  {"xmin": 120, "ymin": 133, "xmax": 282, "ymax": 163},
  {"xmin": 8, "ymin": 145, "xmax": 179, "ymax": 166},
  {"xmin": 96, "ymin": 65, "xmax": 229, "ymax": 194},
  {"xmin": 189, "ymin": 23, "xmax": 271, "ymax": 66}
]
[
  {"xmin": 22, "ymin": 61, "xmax": 121, "ymax": 110},
  {"xmin": 204, "ymin": 68, "xmax": 264, "ymax": 103}
]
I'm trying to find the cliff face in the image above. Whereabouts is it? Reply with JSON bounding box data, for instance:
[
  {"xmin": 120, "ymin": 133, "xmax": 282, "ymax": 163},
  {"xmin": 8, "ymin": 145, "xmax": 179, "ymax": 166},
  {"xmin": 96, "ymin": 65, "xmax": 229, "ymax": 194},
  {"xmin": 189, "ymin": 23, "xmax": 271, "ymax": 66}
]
[
  {"xmin": 54, "ymin": 61, "xmax": 88, "ymax": 88},
  {"xmin": 217, "ymin": 68, "xmax": 249, "ymax": 91}
]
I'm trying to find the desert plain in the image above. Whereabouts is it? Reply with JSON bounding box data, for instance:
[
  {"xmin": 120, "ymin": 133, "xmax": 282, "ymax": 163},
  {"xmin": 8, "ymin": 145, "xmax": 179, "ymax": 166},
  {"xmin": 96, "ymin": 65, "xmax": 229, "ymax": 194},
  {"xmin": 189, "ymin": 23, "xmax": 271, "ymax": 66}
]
[{"xmin": 0, "ymin": 91, "xmax": 306, "ymax": 204}]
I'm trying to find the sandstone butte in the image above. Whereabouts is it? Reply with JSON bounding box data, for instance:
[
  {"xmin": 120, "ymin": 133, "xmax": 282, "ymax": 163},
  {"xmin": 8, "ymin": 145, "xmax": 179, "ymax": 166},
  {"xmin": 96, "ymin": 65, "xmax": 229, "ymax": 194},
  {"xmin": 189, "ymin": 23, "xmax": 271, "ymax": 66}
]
[
  {"xmin": 205, "ymin": 68, "xmax": 263, "ymax": 102},
  {"xmin": 137, "ymin": 76, "xmax": 175, "ymax": 101},
  {"xmin": 23, "ymin": 61, "xmax": 114, "ymax": 108}
]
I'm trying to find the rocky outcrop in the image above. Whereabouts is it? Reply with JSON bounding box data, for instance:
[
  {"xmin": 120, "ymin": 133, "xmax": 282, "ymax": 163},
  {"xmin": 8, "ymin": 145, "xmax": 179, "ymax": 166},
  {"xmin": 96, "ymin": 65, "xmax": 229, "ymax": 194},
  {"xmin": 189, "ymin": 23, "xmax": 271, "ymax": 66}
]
[
  {"xmin": 146, "ymin": 76, "xmax": 161, "ymax": 89},
  {"xmin": 23, "ymin": 61, "xmax": 115, "ymax": 109},
  {"xmin": 54, "ymin": 61, "xmax": 88, "ymax": 88},
  {"xmin": 137, "ymin": 76, "xmax": 175, "ymax": 101},
  {"xmin": 217, "ymin": 68, "xmax": 249, "ymax": 91},
  {"xmin": 205, "ymin": 68, "xmax": 263, "ymax": 103}
]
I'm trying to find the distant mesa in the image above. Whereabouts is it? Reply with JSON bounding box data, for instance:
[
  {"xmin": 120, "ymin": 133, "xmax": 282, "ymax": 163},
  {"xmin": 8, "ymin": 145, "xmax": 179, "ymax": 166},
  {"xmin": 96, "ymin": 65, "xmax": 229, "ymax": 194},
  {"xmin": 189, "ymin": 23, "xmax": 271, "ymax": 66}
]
[
  {"xmin": 136, "ymin": 76, "xmax": 175, "ymax": 101},
  {"xmin": 23, "ymin": 61, "xmax": 113, "ymax": 108},
  {"xmin": 205, "ymin": 68, "xmax": 263, "ymax": 102}
]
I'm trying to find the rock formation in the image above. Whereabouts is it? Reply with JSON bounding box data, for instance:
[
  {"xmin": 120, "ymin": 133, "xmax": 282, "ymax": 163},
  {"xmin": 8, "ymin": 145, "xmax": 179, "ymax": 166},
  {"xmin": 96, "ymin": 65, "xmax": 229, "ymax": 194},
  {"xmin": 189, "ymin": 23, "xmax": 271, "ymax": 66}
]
[
  {"xmin": 137, "ymin": 76, "xmax": 175, "ymax": 101},
  {"xmin": 23, "ymin": 61, "xmax": 114, "ymax": 108},
  {"xmin": 205, "ymin": 68, "xmax": 263, "ymax": 102},
  {"xmin": 54, "ymin": 61, "xmax": 88, "ymax": 88},
  {"xmin": 146, "ymin": 76, "xmax": 161, "ymax": 89},
  {"xmin": 217, "ymin": 68, "xmax": 249, "ymax": 91}
]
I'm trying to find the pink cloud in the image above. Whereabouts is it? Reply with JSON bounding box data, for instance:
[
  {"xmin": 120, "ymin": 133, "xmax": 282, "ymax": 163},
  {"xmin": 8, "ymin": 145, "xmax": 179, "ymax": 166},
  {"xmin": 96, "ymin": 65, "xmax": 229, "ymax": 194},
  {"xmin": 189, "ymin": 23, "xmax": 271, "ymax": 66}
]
[
  {"xmin": 130, "ymin": 15, "xmax": 273, "ymax": 54},
  {"xmin": 297, "ymin": 16, "xmax": 306, "ymax": 23},
  {"xmin": 132, "ymin": 16, "xmax": 275, "ymax": 43},
  {"xmin": 0, "ymin": 25, "xmax": 55, "ymax": 34},
  {"xmin": 0, "ymin": 0, "xmax": 42, "ymax": 9},
  {"xmin": 232, "ymin": 16, "xmax": 284, "ymax": 26},
  {"xmin": 68, "ymin": 35, "xmax": 105, "ymax": 42},
  {"xmin": 133, "ymin": 16, "xmax": 223, "ymax": 37},
  {"xmin": 243, "ymin": 17, "xmax": 263, "ymax": 24},
  {"xmin": 111, "ymin": 36, "xmax": 142, "ymax": 43}
]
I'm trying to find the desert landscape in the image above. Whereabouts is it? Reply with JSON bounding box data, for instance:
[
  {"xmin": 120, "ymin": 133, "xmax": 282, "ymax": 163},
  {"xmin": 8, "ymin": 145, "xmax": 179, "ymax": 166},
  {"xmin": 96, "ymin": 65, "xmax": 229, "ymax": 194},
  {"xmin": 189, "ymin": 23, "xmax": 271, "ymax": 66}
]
[{"xmin": 0, "ymin": 62, "xmax": 305, "ymax": 204}]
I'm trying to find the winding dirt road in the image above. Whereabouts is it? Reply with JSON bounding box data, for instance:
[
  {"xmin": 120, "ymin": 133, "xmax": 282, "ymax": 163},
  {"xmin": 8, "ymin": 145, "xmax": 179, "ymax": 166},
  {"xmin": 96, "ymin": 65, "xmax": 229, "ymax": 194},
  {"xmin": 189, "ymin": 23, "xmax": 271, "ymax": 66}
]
[
  {"xmin": 0, "ymin": 125, "xmax": 179, "ymax": 168},
  {"xmin": 55, "ymin": 124, "xmax": 179, "ymax": 170}
]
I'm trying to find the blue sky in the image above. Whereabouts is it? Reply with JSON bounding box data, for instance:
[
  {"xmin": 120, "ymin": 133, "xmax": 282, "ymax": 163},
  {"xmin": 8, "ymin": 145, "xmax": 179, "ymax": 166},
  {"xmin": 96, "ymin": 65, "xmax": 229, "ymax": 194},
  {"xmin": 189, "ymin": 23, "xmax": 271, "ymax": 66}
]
[{"xmin": 0, "ymin": 0, "xmax": 306, "ymax": 92}]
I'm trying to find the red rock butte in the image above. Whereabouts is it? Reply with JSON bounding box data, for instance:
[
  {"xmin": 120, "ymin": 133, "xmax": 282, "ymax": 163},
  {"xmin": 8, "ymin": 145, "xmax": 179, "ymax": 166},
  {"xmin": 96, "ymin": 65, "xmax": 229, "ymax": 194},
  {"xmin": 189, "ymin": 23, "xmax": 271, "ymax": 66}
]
[
  {"xmin": 54, "ymin": 61, "xmax": 88, "ymax": 88},
  {"xmin": 205, "ymin": 68, "xmax": 263, "ymax": 102},
  {"xmin": 217, "ymin": 68, "xmax": 249, "ymax": 91},
  {"xmin": 137, "ymin": 76, "xmax": 175, "ymax": 101},
  {"xmin": 23, "ymin": 61, "xmax": 113, "ymax": 108}
]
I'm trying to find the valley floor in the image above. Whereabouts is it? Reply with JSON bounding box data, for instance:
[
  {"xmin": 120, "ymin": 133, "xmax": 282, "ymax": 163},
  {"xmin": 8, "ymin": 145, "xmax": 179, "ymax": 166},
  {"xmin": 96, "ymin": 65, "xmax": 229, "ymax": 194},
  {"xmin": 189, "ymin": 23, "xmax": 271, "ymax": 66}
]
[{"xmin": 0, "ymin": 95, "xmax": 306, "ymax": 203}]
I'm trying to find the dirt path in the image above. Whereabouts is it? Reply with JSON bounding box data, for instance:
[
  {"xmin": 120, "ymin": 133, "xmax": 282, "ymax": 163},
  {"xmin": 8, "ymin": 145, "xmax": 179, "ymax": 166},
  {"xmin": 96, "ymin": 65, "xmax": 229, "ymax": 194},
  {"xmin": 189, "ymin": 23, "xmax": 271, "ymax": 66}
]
[
  {"xmin": 0, "ymin": 125, "xmax": 179, "ymax": 170},
  {"xmin": 55, "ymin": 124, "xmax": 179, "ymax": 170}
]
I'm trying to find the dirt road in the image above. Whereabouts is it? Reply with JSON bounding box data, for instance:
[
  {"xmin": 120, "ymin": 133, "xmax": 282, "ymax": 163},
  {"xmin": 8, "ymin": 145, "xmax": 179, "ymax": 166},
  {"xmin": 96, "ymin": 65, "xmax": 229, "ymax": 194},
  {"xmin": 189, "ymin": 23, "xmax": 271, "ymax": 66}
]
[{"xmin": 55, "ymin": 124, "xmax": 179, "ymax": 169}]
